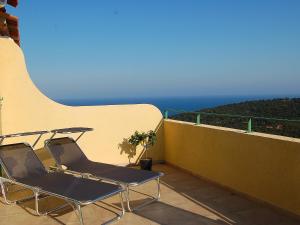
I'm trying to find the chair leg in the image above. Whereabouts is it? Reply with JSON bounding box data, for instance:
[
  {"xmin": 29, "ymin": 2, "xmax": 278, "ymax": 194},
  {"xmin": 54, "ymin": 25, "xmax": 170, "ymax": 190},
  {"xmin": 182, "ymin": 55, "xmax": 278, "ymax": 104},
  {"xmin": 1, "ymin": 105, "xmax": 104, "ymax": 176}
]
[
  {"xmin": 35, "ymin": 191, "xmax": 47, "ymax": 216},
  {"xmin": 102, "ymin": 192, "xmax": 125, "ymax": 225},
  {"xmin": 157, "ymin": 177, "xmax": 161, "ymax": 199},
  {"xmin": 124, "ymin": 177, "xmax": 161, "ymax": 212},
  {"xmin": 34, "ymin": 190, "xmax": 123, "ymax": 225},
  {"xmin": 0, "ymin": 179, "xmax": 16, "ymax": 205},
  {"xmin": 36, "ymin": 197, "xmax": 84, "ymax": 225},
  {"xmin": 34, "ymin": 191, "xmax": 71, "ymax": 216},
  {"xmin": 118, "ymin": 192, "xmax": 125, "ymax": 219},
  {"xmin": 0, "ymin": 179, "xmax": 34, "ymax": 205},
  {"xmin": 125, "ymin": 185, "xmax": 133, "ymax": 212},
  {"xmin": 76, "ymin": 204, "xmax": 84, "ymax": 225},
  {"xmin": 0, "ymin": 180, "xmax": 44, "ymax": 206}
]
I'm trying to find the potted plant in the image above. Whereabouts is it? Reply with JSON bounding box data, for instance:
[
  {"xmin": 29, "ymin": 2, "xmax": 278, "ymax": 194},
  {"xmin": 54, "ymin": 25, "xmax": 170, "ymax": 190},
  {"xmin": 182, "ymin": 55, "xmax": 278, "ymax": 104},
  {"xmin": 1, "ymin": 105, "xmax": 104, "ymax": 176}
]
[{"xmin": 128, "ymin": 130, "xmax": 156, "ymax": 171}]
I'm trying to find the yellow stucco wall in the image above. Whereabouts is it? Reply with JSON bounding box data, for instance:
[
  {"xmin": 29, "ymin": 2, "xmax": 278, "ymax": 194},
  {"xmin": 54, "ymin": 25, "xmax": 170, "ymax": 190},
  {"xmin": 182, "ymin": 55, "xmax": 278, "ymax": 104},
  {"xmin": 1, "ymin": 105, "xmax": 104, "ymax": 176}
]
[
  {"xmin": 0, "ymin": 37, "xmax": 164, "ymax": 165},
  {"xmin": 164, "ymin": 119, "xmax": 300, "ymax": 216}
]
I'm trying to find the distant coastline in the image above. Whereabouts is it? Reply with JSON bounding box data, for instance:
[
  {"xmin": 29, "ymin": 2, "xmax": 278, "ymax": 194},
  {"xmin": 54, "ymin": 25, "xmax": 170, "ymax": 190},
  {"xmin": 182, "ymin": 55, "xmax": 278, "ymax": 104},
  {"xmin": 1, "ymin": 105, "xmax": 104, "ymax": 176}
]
[{"xmin": 56, "ymin": 95, "xmax": 299, "ymax": 113}]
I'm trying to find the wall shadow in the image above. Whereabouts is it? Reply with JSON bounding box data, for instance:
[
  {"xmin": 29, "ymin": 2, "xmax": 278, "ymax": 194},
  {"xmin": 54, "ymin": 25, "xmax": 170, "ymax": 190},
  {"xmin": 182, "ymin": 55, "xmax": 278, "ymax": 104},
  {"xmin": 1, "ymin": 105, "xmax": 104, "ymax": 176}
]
[
  {"xmin": 118, "ymin": 118, "xmax": 165, "ymax": 165},
  {"xmin": 34, "ymin": 147, "xmax": 56, "ymax": 168},
  {"xmin": 118, "ymin": 138, "xmax": 137, "ymax": 165}
]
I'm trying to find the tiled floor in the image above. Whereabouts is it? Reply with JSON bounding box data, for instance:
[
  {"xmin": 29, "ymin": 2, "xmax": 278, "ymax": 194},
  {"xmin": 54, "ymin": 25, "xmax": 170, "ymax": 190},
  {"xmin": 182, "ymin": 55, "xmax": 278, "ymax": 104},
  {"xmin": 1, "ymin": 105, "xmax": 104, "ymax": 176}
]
[{"xmin": 0, "ymin": 164, "xmax": 299, "ymax": 225}]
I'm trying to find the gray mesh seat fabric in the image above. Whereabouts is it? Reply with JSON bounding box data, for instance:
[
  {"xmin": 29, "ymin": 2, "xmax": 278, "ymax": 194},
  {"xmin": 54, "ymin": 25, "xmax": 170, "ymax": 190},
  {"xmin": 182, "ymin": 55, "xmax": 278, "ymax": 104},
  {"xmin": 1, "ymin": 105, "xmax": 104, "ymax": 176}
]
[
  {"xmin": 0, "ymin": 142, "xmax": 124, "ymax": 224},
  {"xmin": 46, "ymin": 137, "xmax": 162, "ymax": 184},
  {"xmin": 0, "ymin": 143, "xmax": 48, "ymax": 180},
  {"xmin": 45, "ymin": 137, "xmax": 163, "ymax": 211},
  {"xmin": 19, "ymin": 173, "xmax": 120, "ymax": 203},
  {"xmin": 68, "ymin": 160, "xmax": 161, "ymax": 184}
]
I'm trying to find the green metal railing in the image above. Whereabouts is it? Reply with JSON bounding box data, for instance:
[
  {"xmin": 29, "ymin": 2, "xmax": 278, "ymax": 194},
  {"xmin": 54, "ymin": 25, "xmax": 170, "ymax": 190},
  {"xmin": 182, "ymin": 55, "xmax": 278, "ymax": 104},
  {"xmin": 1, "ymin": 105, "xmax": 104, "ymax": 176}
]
[{"xmin": 163, "ymin": 108, "xmax": 300, "ymax": 136}]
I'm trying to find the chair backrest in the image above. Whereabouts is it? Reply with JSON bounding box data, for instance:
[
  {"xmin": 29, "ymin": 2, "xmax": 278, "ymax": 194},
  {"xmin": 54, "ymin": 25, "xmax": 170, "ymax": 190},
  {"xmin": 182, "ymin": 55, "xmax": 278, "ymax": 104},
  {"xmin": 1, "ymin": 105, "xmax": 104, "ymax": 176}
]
[
  {"xmin": 0, "ymin": 143, "xmax": 47, "ymax": 180},
  {"xmin": 45, "ymin": 137, "xmax": 88, "ymax": 168}
]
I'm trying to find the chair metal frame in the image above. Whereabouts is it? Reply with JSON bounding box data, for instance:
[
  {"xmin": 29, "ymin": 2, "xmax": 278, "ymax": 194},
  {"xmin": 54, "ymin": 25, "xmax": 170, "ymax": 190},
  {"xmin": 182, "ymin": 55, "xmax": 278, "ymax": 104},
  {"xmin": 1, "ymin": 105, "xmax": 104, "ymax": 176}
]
[
  {"xmin": 46, "ymin": 127, "xmax": 163, "ymax": 212},
  {"xmin": 0, "ymin": 131, "xmax": 125, "ymax": 225}
]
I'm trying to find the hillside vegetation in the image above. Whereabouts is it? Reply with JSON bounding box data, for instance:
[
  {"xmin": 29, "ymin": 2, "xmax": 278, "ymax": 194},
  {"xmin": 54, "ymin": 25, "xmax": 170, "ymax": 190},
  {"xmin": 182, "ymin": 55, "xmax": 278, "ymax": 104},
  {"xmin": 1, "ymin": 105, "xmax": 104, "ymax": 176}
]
[{"xmin": 171, "ymin": 98, "xmax": 300, "ymax": 138}]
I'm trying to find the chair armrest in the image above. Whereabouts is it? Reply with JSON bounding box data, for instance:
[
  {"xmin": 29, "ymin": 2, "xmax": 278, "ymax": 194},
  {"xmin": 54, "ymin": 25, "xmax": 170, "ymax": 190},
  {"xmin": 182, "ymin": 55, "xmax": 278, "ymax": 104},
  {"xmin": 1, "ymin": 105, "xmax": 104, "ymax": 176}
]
[
  {"xmin": 48, "ymin": 166, "xmax": 64, "ymax": 173},
  {"xmin": 48, "ymin": 166, "xmax": 91, "ymax": 179}
]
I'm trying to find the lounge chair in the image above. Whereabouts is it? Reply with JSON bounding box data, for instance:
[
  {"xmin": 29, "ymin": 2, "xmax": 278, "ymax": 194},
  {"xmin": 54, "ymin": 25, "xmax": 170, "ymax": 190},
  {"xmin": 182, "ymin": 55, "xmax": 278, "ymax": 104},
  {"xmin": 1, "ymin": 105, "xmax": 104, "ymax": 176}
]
[
  {"xmin": 45, "ymin": 127, "xmax": 164, "ymax": 212},
  {"xmin": 0, "ymin": 131, "xmax": 125, "ymax": 225}
]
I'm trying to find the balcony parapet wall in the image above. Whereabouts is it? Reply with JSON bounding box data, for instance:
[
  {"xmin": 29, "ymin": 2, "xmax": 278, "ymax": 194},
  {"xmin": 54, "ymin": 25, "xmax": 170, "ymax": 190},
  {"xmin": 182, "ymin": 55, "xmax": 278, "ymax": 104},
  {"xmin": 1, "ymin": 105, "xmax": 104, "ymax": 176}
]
[{"xmin": 164, "ymin": 119, "xmax": 300, "ymax": 217}]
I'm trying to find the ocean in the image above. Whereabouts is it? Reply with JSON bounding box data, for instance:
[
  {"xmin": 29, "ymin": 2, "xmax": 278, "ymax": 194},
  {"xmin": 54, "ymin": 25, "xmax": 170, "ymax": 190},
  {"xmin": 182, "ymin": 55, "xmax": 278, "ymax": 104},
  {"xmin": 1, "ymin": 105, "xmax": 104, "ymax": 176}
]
[{"xmin": 57, "ymin": 96, "xmax": 284, "ymax": 115}]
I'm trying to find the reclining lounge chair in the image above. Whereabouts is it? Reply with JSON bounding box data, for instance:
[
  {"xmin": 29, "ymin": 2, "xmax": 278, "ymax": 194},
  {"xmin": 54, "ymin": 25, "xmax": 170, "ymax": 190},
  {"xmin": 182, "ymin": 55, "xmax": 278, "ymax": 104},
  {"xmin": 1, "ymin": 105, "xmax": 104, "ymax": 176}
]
[
  {"xmin": 45, "ymin": 127, "xmax": 164, "ymax": 212},
  {"xmin": 0, "ymin": 131, "xmax": 125, "ymax": 225}
]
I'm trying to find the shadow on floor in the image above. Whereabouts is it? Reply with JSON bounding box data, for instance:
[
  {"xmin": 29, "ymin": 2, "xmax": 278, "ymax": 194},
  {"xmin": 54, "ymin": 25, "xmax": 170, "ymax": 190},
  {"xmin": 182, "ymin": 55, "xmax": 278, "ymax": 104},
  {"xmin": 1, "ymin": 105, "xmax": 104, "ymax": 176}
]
[
  {"xmin": 16, "ymin": 194, "xmax": 122, "ymax": 225},
  {"xmin": 18, "ymin": 196, "xmax": 74, "ymax": 224},
  {"xmin": 133, "ymin": 200, "xmax": 229, "ymax": 225},
  {"xmin": 158, "ymin": 165, "xmax": 300, "ymax": 225}
]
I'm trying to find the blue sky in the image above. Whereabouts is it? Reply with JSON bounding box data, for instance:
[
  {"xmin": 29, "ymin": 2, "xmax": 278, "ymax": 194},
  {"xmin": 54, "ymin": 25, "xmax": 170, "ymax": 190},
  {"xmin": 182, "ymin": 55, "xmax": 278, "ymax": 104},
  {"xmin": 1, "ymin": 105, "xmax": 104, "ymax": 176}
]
[{"xmin": 10, "ymin": 0, "xmax": 300, "ymax": 100}]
